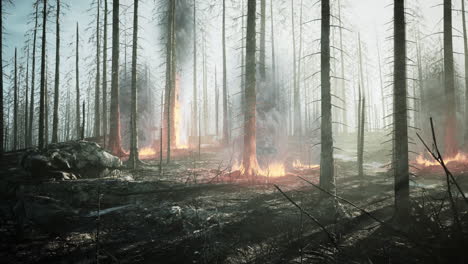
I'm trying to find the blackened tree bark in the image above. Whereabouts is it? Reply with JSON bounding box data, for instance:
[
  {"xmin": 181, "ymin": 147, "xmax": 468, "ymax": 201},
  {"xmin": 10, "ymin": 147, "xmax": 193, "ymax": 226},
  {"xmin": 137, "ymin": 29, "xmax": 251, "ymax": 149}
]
[
  {"xmin": 28, "ymin": 2, "xmax": 39, "ymax": 147},
  {"xmin": 13, "ymin": 48, "xmax": 18, "ymax": 150},
  {"xmin": 128, "ymin": 0, "xmax": 140, "ymax": 169},
  {"xmin": 357, "ymin": 36, "xmax": 365, "ymax": 178},
  {"xmin": 52, "ymin": 0, "xmax": 60, "ymax": 143},
  {"xmin": 108, "ymin": 0, "xmax": 125, "ymax": 156},
  {"xmin": 222, "ymin": 0, "xmax": 229, "ymax": 145},
  {"xmin": 320, "ymin": 0, "xmax": 335, "ymax": 194},
  {"xmin": 215, "ymin": 68, "xmax": 219, "ymax": 136},
  {"xmin": 444, "ymin": 0, "xmax": 457, "ymax": 156},
  {"xmin": 394, "ymin": 0, "xmax": 409, "ymax": 222},
  {"xmin": 25, "ymin": 46, "xmax": 30, "ymax": 146},
  {"xmin": 462, "ymin": 0, "xmax": 468, "ymax": 149},
  {"xmin": 38, "ymin": 0, "xmax": 47, "ymax": 149},
  {"xmin": 243, "ymin": 0, "xmax": 258, "ymax": 176},
  {"xmin": 259, "ymin": 0, "xmax": 266, "ymax": 80},
  {"xmin": 164, "ymin": 0, "xmax": 175, "ymax": 163},
  {"xmin": 270, "ymin": 0, "xmax": 276, "ymax": 106},
  {"xmin": 338, "ymin": 0, "xmax": 347, "ymax": 133},
  {"xmin": 102, "ymin": 0, "xmax": 108, "ymax": 146},
  {"xmin": 94, "ymin": 0, "xmax": 101, "ymax": 138},
  {"xmin": 0, "ymin": 0, "xmax": 3, "ymax": 154},
  {"xmin": 192, "ymin": 0, "xmax": 198, "ymax": 138},
  {"xmin": 75, "ymin": 23, "xmax": 80, "ymax": 139}
]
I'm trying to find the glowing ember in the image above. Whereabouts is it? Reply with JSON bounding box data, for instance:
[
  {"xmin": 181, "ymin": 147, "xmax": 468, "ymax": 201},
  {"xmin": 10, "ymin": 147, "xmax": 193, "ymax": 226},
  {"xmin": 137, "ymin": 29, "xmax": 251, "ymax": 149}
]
[
  {"xmin": 139, "ymin": 147, "xmax": 157, "ymax": 159},
  {"xmin": 232, "ymin": 161, "xmax": 286, "ymax": 177},
  {"xmin": 292, "ymin": 160, "xmax": 320, "ymax": 169},
  {"xmin": 414, "ymin": 152, "xmax": 468, "ymax": 167}
]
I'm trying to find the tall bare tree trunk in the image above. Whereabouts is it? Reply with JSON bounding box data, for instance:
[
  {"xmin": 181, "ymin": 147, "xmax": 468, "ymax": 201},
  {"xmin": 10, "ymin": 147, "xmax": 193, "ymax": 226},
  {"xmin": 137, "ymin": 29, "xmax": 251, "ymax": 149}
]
[
  {"xmin": 75, "ymin": 23, "xmax": 81, "ymax": 139},
  {"xmin": 203, "ymin": 36, "xmax": 208, "ymax": 136},
  {"xmin": 320, "ymin": 0, "xmax": 335, "ymax": 194},
  {"xmin": 192, "ymin": 0, "xmax": 198, "ymax": 138},
  {"xmin": 28, "ymin": 3, "xmax": 39, "ymax": 147},
  {"xmin": 291, "ymin": 0, "xmax": 301, "ymax": 136},
  {"xmin": 102, "ymin": 0, "xmax": 108, "ymax": 147},
  {"xmin": 0, "ymin": 0, "xmax": 3, "ymax": 154},
  {"xmin": 377, "ymin": 37, "xmax": 385, "ymax": 129},
  {"xmin": 259, "ymin": 0, "xmax": 266, "ymax": 80},
  {"xmin": 462, "ymin": 0, "xmax": 468, "ymax": 149},
  {"xmin": 222, "ymin": 0, "xmax": 229, "ymax": 145},
  {"xmin": 243, "ymin": 0, "xmax": 258, "ymax": 176},
  {"xmin": 108, "ymin": 0, "xmax": 124, "ymax": 156},
  {"xmin": 38, "ymin": 0, "xmax": 47, "ymax": 149},
  {"xmin": 394, "ymin": 0, "xmax": 409, "ymax": 222},
  {"xmin": 444, "ymin": 0, "xmax": 457, "ymax": 156},
  {"xmin": 94, "ymin": 0, "xmax": 101, "ymax": 138},
  {"xmin": 357, "ymin": 36, "xmax": 365, "ymax": 177},
  {"xmin": 25, "ymin": 46, "xmax": 30, "ymax": 146},
  {"xmin": 164, "ymin": 0, "xmax": 176, "ymax": 162},
  {"xmin": 215, "ymin": 68, "xmax": 219, "ymax": 136},
  {"xmin": 13, "ymin": 48, "xmax": 18, "ymax": 150},
  {"xmin": 270, "ymin": 0, "xmax": 276, "ymax": 106},
  {"xmin": 52, "ymin": 0, "xmax": 60, "ymax": 143},
  {"xmin": 338, "ymin": 0, "xmax": 347, "ymax": 133},
  {"xmin": 128, "ymin": 0, "xmax": 139, "ymax": 168}
]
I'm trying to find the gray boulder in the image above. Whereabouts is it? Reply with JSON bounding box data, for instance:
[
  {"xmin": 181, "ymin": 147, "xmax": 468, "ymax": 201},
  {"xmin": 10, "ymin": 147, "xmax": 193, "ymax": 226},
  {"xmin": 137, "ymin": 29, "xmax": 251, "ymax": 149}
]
[{"xmin": 21, "ymin": 140, "xmax": 122, "ymax": 180}]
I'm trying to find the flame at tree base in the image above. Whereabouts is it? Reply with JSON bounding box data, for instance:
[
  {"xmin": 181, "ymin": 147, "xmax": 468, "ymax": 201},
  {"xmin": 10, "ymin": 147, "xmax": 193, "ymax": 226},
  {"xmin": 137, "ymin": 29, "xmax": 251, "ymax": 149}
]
[{"xmin": 232, "ymin": 160, "xmax": 286, "ymax": 178}]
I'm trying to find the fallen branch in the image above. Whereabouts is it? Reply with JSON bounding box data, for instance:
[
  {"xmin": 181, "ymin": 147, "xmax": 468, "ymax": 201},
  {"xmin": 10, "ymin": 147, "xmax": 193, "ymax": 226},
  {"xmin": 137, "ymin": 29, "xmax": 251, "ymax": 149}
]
[{"xmin": 273, "ymin": 185, "xmax": 338, "ymax": 249}]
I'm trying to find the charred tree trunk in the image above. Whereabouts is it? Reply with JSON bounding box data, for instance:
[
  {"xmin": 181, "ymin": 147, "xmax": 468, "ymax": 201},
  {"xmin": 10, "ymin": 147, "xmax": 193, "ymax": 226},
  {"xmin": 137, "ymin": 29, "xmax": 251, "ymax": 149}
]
[
  {"xmin": 108, "ymin": 0, "xmax": 124, "ymax": 156},
  {"xmin": 13, "ymin": 48, "xmax": 18, "ymax": 150},
  {"xmin": 291, "ymin": 0, "xmax": 301, "ymax": 136},
  {"xmin": 203, "ymin": 36, "xmax": 208, "ymax": 136},
  {"xmin": 128, "ymin": 0, "xmax": 140, "ymax": 169},
  {"xmin": 75, "ymin": 23, "xmax": 80, "ymax": 139},
  {"xmin": 52, "ymin": 0, "xmax": 60, "ymax": 143},
  {"xmin": 222, "ymin": 0, "xmax": 229, "ymax": 145},
  {"xmin": 462, "ymin": 0, "xmax": 468, "ymax": 149},
  {"xmin": 243, "ymin": 0, "xmax": 258, "ymax": 176},
  {"xmin": 38, "ymin": 0, "xmax": 47, "ymax": 149},
  {"xmin": 358, "ymin": 94, "xmax": 365, "ymax": 178},
  {"xmin": 444, "ymin": 0, "xmax": 457, "ymax": 156},
  {"xmin": 164, "ymin": 0, "xmax": 176, "ymax": 162},
  {"xmin": 377, "ymin": 37, "xmax": 385, "ymax": 129},
  {"xmin": 25, "ymin": 46, "xmax": 30, "ymax": 146},
  {"xmin": 338, "ymin": 0, "xmax": 347, "ymax": 133},
  {"xmin": 259, "ymin": 0, "xmax": 266, "ymax": 80},
  {"xmin": 394, "ymin": 0, "xmax": 409, "ymax": 222},
  {"xmin": 192, "ymin": 0, "xmax": 198, "ymax": 138},
  {"xmin": 320, "ymin": 0, "xmax": 335, "ymax": 194},
  {"xmin": 94, "ymin": 0, "xmax": 101, "ymax": 138},
  {"xmin": 270, "ymin": 0, "xmax": 276, "ymax": 107},
  {"xmin": 102, "ymin": 0, "xmax": 108, "ymax": 147},
  {"xmin": 0, "ymin": 0, "xmax": 3, "ymax": 154},
  {"xmin": 215, "ymin": 68, "xmax": 219, "ymax": 136},
  {"xmin": 28, "ymin": 3, "xmax": 39, "ymax": 147}
]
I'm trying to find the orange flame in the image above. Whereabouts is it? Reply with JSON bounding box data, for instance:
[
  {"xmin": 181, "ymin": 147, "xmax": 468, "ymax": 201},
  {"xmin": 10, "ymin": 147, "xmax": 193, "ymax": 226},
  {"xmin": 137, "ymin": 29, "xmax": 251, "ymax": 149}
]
[
  {"xmin": 232, "ymin": 161, "xmax": 286, "ymax": 177},
  {"xmin": 292, "ymin": 160, "xmax": 320, "ymax": 169},
  {"xmin": 174, "ymin": 77, "xmax": 188, "ymax": 150},
  {"xmin": 139, "ymin": 146, "xmax": 157, "ymax": 159},
  {"xmin": 414, "ymin": 152, "xmax": 468, "ymax": 167}
]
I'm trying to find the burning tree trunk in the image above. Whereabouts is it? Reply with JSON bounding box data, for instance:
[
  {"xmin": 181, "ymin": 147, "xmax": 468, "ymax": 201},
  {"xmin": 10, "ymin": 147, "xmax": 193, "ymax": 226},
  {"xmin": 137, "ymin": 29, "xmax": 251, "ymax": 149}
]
[
  {"xmin": 444, "ymin": 0, "xmax": 457, "ymax": 156},
  {"xmin": 320, "ymin": 0, "xmax": 335, "ymax": 194},
  {"xmin": 243, "ymin": 0, "xmax": 258, "ymax": 176},
  {"xmin": 28, "ymin": 2, "xmax": 39, "ymax": 147},
  {"xmin": 128, "ymin": 0, "xmax": 140, "ymax": 169},
  {"xmin": 94, "ymin": 0, "xmax": 101, "ymax": 138},
  {"xmin": 102, "ymin": 0, "xmax": 108, "ymax": 147},
  {"xmin": 38, "ymin": 0, "xmax": 47, "ymax": 149},
  {"xmin": 393, "ymin": 0, "xmax": 410, "ymax": 222},
  {"xmin": 75, "ymin": 23, "xmax": 80, "ymax": 140},
  {"xmin": 222, "ymin": 0, "xmax": 229, "ymax": 145},
  {"xmin": 108, "ymin": 0, "xmax": 125, "ymax": 156},
  {"xmin": 192, "ymin": 0, "xmax": 198, "ymax": 138},
  {"xmin": 462, "ymin": 0, "xmax": 468, "ymax": 149},
  {"xmin": 13, "ymin": 48, "xmax": 18, "ymax": 150},
  {"xmin": 52, "ymin": 0, "xmax": 60, "ymax": 143}
]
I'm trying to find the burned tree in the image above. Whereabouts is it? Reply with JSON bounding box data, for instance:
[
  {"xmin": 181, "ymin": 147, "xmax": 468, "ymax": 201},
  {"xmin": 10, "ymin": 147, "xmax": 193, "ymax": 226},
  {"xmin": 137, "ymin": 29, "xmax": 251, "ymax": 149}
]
[
  {"xmin": 128, "ymin": 0, "xmax": 140, "ymax": 169},
  {"xmin": 52, "ymin": 0, "xmax": 60, "ymax": 143},
  {"xmin": 94, "ymin": 0, "xmax": 101, "ymax": 138},
  {"xmin": 222, "ymin": 0, "xmax": 229, "ymax": 145},
  {"xmin": 38, "ymin": 0, "xmax": 47, "ymax": 149},
  {"xmin": 108, "ymin": 0, "xmax": 125, "ymax": 156},
  {"xmin": 28, "ymin": 2, "xmax": 39, "ymax": 147},
  {"xmin": 102, "ymin": 0, "xmax": 108, "ymax": 146},
  {"xmin": 75, "ymin": 23, "xmax": 80, "ymax": 139},
  {"xmin": 462, "ymin": 0, "xmax": 468, "ymax": 149},
  {"xmin": 13, "ymin": 48, "xmax": 18, "ymax": 150},
  {"xmin": 320, "ymin": 0, "xmax": 335, "ymax": 195},
  {"xmin": 393, "ymin": 0, "xmax": 409, "ymax": 222},
  {"xmin": 243, "ymin": 0, "xmax": 258, "ymax": 176},
  {"xmin": 444, "ymin": 0, "xmax": 457, "ymax": 156},
  {"xmin": 192, "ymin": 0, "xmax": 198, "ymax": 138}
]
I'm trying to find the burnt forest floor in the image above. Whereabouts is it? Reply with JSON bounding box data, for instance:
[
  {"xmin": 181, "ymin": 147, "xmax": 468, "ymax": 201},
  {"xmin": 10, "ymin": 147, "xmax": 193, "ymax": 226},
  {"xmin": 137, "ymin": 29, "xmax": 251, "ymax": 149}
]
[{"xmin": 1, "ymin": 132, "xmax": 468, "ymax": 264}]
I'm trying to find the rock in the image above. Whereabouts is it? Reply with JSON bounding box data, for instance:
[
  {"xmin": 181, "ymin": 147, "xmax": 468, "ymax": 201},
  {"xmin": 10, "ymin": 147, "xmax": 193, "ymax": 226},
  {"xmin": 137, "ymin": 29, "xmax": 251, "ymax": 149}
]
[{"xmin": 21, "ymin": 141, "xmax": 122, "ymax": 179}]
